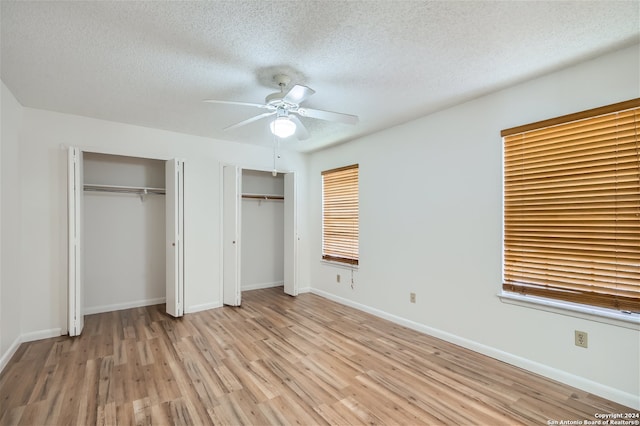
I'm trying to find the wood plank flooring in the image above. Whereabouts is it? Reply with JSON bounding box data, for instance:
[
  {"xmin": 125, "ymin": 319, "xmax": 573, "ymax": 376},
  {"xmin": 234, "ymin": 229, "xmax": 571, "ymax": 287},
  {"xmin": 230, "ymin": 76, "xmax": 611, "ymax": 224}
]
[{"xmin": 0, "ymin": 287, "xmax": 635, "ymax": 425}]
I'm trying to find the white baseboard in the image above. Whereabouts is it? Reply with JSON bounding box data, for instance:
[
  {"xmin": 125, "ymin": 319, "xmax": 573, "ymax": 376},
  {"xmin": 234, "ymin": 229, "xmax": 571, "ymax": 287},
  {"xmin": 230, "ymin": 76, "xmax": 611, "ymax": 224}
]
[
  {"xmin": 0, "ymin": 335, "xmax": 22, "ymax": 373},
  {"xmin": 241, "ymin": 281, "xmax": 284, "ymax": 291},
  {"xmin": 84, "ymin": 297, "xmax": 166, "ymax": 315},
  {"xmin": 185, "ymin": 301, "xmax": 222, "ymax": 314},
  {"xmin": 0, "ymin": 328, "xmax": 62, "ymax": 374},
  {"xmin": 310, "ymin": 288, "xmax": 639, "ymax": 410},
  {"xmin": 21, "ymin": 328, "xmax": 62, "ymax": 342},
  {"xmin": 297, "ymin": 286, "xmax": 311, "ymax": 294}
]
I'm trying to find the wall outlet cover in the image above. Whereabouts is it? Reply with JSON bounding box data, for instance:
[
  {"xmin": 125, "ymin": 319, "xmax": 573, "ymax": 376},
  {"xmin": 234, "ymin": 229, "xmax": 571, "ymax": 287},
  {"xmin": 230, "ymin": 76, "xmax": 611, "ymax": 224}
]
[{"xmin": 575, "ymin": 330, "xmax": 588, "ymax": 348}]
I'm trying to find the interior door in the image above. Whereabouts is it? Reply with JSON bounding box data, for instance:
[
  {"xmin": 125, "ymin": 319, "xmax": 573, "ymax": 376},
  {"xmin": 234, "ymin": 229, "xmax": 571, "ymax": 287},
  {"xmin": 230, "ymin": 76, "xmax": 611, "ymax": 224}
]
[
  {"xmin": 166, "ymin": 159, "xmax": 185, "ymax": 317},
  {"xmin": 222, "ymin": 165, "xmax": 241, "ymax": 306},
  {"xmin": 68, "ymin": 147, "xmax": 84, "ymax": 336},
  {"xmin": 284, "ymin": 172, "xmax": 298, "ymax": 296}
]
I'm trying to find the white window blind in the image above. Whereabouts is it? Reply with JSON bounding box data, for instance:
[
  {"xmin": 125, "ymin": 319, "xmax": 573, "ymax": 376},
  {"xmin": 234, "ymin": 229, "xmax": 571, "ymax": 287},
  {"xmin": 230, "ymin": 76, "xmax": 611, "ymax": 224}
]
[{"xmin": 322, "ymin": 164, "xmax": 359, "ymax": 265}]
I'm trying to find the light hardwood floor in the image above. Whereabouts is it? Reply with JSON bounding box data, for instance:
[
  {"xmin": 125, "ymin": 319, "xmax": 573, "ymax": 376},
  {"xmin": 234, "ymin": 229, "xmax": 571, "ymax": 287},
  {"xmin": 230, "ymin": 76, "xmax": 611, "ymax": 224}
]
[{"xmin": 0, "ymin": 287, "xmax": 636, "ymax": 425}]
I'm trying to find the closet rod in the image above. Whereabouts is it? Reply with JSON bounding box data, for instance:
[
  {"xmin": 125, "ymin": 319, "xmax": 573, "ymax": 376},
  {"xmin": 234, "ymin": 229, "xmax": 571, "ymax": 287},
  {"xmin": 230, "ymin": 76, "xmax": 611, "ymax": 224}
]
[
  {"xmin": 83, "ymin": 184, "xmax": 166, "ymax": 195},
  {"xmin": 241, "ymin": 193, "xmax": 284, "ymax": 201}
]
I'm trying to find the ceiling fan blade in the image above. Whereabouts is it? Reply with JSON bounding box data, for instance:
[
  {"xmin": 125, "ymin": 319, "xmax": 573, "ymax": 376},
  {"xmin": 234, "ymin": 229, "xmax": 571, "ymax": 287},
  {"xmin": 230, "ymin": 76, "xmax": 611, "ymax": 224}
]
[
  {"xmin": 290, "ymin": 115, "xmax": 309, "ymax": 140},
  {"xmin": 204, "ymin": 99, "xmax": 267, "ymax": 109},
  {"xmin": 224, "ymin": 111, "xmax": 275, "ymax": 131},
  {"xmin": 296, "ymin": 107, "xmax": 359, "ymax": 125},
  {"xmin": 282, "ymin": 85, "xmax": 315, "ymax": 104}
]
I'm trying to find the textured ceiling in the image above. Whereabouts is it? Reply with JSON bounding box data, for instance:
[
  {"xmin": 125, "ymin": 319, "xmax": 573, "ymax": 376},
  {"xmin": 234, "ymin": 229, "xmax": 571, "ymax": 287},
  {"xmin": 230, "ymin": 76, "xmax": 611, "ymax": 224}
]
[{"xmin": 1, "ymin": 1, "xmax": 638, "ymax": 152}]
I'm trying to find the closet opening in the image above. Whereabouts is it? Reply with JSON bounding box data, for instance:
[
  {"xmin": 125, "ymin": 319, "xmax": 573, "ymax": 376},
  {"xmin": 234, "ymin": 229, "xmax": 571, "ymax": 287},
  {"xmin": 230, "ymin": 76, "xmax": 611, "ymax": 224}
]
[
  {"xmin": 222, "ymin": 166, "xmax": 297, "ymax": 306},
  {"xmin": 67, "ymin": 148, "xmax": 184, "ymax": 337},
  {"xmin": 241, "ymin": 169, "xmax": 286, "ymax": 293},
  {"xmin": 83, "ymin": 152, "xmax": 167, "ymax": 316}
]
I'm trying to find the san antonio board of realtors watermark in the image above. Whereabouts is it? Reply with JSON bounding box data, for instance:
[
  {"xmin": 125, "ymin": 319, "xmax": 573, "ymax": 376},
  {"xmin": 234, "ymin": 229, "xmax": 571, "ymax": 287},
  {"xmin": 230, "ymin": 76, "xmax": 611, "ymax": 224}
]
[{"xmin": 548, "ymin": 412, "xmax": 639, "ymax": 425}]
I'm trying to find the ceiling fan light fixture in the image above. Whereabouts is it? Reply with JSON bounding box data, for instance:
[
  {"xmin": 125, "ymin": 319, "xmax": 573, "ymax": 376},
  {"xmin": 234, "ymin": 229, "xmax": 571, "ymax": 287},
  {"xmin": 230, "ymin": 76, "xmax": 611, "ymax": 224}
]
[{"xmin": 270, "ymin": 116, "xmax": 296, "ymax": 138}]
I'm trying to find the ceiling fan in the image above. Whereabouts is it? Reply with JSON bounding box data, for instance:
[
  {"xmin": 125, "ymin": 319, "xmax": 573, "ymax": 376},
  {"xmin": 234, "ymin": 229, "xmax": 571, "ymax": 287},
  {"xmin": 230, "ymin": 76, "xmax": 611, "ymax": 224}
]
[{"xmin": 204, "ymin": 74, "xmax": 359, "ymax": 140}]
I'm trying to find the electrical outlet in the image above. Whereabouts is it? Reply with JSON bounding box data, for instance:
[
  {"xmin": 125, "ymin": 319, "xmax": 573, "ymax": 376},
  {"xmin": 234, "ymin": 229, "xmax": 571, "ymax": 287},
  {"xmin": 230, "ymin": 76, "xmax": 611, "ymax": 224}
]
[
  {"xmin": 575, "ymin": 330, "xmax": 588, "ymax": 348},
  {"xmin": 410, "ymin": 292, "xmax": 416, "ymax": 303},
  {"xmin": 336, "ymin": 274, "xmax": 340, "ymax": 283}
]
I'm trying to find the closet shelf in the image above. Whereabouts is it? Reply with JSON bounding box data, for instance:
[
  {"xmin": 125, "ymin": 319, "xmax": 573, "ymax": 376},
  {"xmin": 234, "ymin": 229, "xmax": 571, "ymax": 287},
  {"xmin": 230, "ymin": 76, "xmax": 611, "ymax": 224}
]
[
  {"xmin": 242, "ymin": 193, "xmax": 284, "ymax": 201},
  {"xmin": 83, "ymin": 184, "xmax": 166, "ymax": 195}
]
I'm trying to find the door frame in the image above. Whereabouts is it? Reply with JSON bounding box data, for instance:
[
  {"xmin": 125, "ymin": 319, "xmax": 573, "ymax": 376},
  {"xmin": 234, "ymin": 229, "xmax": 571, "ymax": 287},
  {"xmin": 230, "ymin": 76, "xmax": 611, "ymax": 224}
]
[
  {"xmin": 220, "ymin": 164, "xmax": 298, "ymax": 304},
  {"xmin": 67, "ymin": 146, "xmax": 185, "ymax": 335}
]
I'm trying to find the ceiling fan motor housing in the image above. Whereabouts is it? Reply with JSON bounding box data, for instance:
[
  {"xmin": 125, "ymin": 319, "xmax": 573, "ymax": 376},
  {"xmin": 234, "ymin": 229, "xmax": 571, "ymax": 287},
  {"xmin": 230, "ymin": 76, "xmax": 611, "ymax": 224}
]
[{"xmin": 265, "ymin": 92, "xmax": 297, "ymax": 110}]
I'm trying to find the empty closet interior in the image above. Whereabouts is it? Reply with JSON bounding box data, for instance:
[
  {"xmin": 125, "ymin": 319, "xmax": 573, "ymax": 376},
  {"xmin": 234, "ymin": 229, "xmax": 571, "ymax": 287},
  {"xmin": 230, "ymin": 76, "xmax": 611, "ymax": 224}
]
[
  {"xmin": 241, "ymin": 169, "xmax": 285, "ymax": 292},
  {"xmin": 83, "ymin": 152, "xmax": 166, "ymax": 314}
]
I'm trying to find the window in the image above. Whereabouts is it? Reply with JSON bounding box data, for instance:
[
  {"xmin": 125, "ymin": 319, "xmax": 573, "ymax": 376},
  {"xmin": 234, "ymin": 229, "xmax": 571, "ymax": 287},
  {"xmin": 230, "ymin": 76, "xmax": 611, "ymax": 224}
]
[
  {"xmin": 502, "ymin": 99, "xmax": 640, "ymax": 313},
  {"xmin": 322, "ymin": 164, "xmax": 359, "ymax": 265}
]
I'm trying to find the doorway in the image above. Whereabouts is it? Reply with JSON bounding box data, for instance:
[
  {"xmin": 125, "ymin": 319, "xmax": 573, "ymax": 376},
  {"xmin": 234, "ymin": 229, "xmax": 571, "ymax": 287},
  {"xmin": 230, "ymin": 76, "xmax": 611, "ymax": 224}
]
[
  {"xmin": 222, "ymin": 166, "xmax": 298, "ymax": 306},
  {"xmin": 67, "ymin": 147, "xmax": 185, "ymax": 336}
]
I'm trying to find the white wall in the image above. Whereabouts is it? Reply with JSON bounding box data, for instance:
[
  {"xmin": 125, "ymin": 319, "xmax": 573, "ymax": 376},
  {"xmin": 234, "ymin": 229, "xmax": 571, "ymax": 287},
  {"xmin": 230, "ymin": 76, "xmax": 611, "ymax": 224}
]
[
  {"xmin": 2, "ymin": 42, "xmax": 637, "ymax": 409},
  {"xmin": 83, "ymin": 153, "xmax": 166, "ymax": 314},
  {"xmin": 2, "ymin": 103, "xmax": 307, "ymax": 355},
  {"xmin": 0, "ymin": 81, "xmax": 24, "ymax": 370},
  {"xmin": 241, "ymin": 170, "xmax": 285, "ymax": 290},
  {"xmin": 307, "ymin": 44, "xmax": 640, "ymax": 408}
]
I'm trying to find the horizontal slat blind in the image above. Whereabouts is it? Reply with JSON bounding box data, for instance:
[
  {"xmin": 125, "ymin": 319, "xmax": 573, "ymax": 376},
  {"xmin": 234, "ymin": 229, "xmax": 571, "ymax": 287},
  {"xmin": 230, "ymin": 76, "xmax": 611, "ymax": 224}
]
[
  {"xmin": 503, "ymin": 100, "xmax": 640, "ymax": 312},
  {"xmin": 322, "ymin": 164, "xmax": 359, "ymax": 265}
]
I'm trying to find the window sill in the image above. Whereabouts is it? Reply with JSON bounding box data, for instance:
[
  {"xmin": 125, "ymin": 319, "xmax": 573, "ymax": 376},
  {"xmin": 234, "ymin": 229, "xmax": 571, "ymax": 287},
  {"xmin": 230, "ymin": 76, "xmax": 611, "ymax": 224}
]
[
  {"xmin": 320, "ymin": 259, "xmax": 360, "ymax": 270},
  {"xmin": 498, "ymin": 291, "xmax": 640, "ymax": 330}
]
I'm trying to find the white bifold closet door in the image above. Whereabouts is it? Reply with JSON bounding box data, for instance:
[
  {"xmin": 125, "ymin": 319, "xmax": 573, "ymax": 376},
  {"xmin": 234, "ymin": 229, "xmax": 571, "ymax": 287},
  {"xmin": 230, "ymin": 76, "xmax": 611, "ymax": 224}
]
[
  {"xmin": 166, "ymin": 159, "xmax": 185, "ymax": 317},
  {"xmin": 222, "ymin": 165, "xmax": 242, "ymax": 306},
  {"xmin": 283, "ymin": 172, "xmax": 298, "ymax": 296},
  {"xmin": 68, "ymin": 149, "xmax": 186, "ymax": 336},
  {"xmin": 68, "ymin": 147, "xmax": 84, "ymax": 336},
  {"xmin": 222, "ymin": 167, "xmax": 297, "ymax": 305}
]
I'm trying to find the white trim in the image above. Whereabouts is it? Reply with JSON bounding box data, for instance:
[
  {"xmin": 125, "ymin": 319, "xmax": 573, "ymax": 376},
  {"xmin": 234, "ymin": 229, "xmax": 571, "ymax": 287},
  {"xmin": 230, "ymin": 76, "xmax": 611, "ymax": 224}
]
[
  {"xmin": 84, "ymin": 297, "xmax": 166, "ymax": 315},
  {"xmin": 22, "ymin": 328, "xmax": 62, "ymax": 342},
  {"xmin": 61, "ymin": 144, "xmax": 172, "ymax": 162},
  {"xmin": 242, "ymin": 281, "xmax": 284, "ymax": 291},
  {"xmin": 310, "ymin": 288, "xmax": 640, "ymax": 410},
  {"xmin": 320, "ymin": 260, "xmax": 359, "ymax": 271},
  {"xmin": 498, "ymin": 291, "xmax": 640, "ymax": 330},
  {"xmin": 218, "ymin": 162, "xmax": 225, "ymax": 306},
  {"xmin": 297, "ymin": 286, "xmax": 311, "ymax": 294},
  {"xmin": 1, "ymin": 328, "xmax": 63, "ymax": 374},
  {"xmin": 185, "ymin": 301, "xmax": 222, "ymax": 314},
  {"xmin": 0, "ymin": 336, "xmax": 22, "ymax": 373}
]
